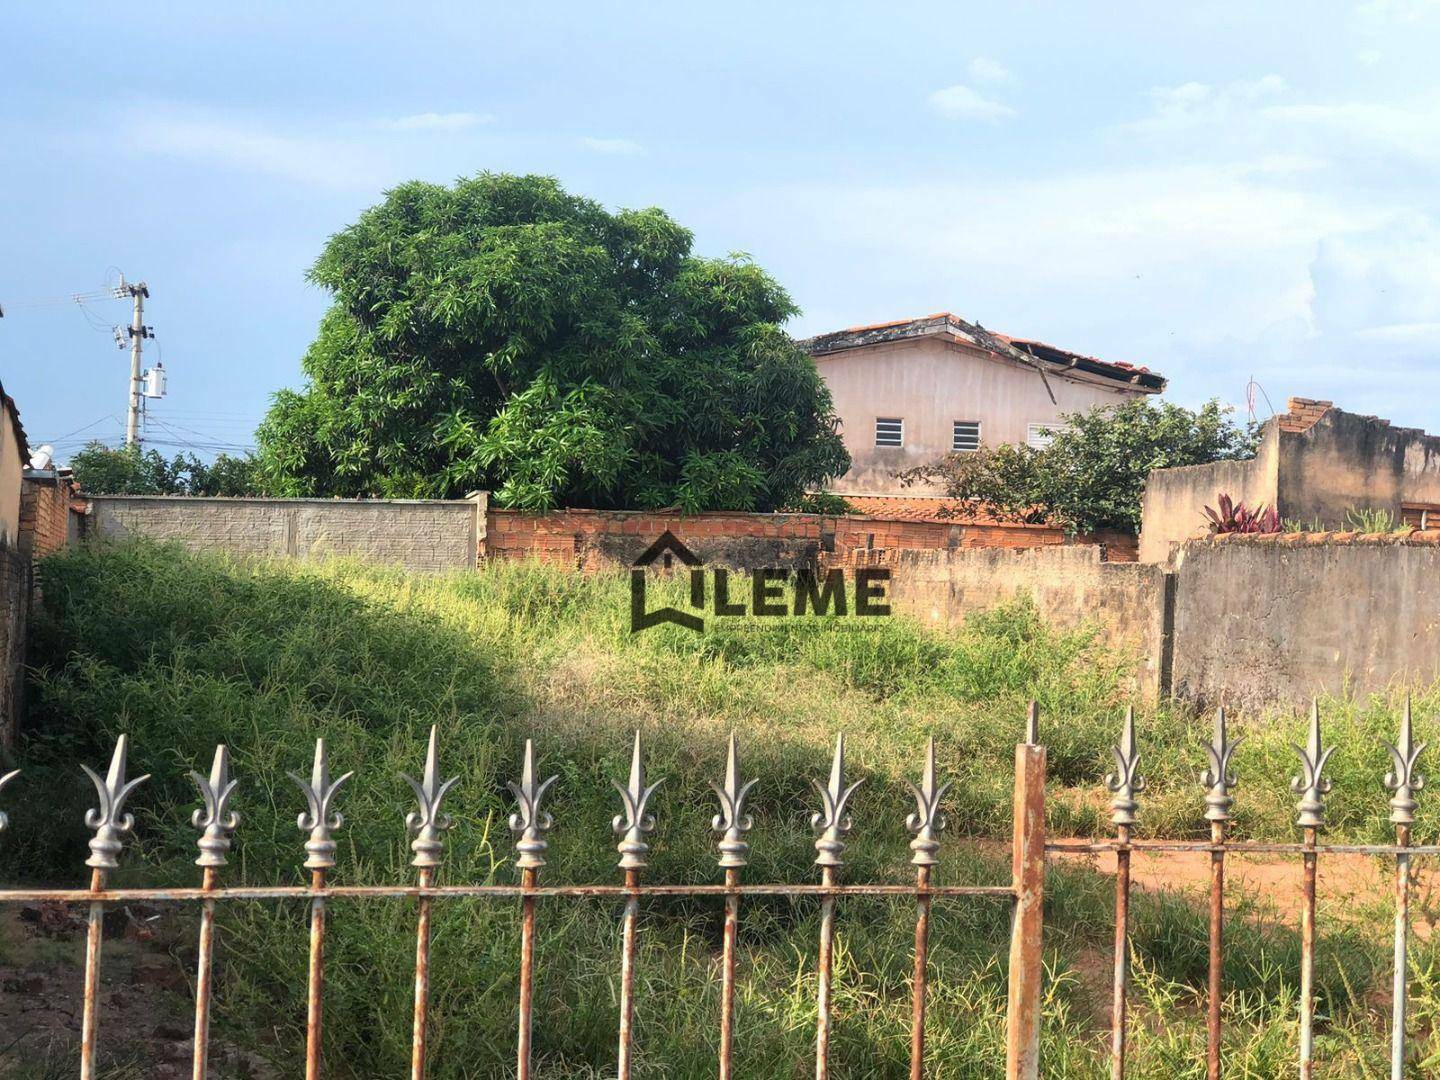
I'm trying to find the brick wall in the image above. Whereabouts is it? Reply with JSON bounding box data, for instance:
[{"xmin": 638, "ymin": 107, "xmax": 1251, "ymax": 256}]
[
  {"xmin": 19, "ymin": 472, "xmax": 77, "ymax": 559},
  {"xmin": 1277, "ymin": 396, "xmax": 1333, "ymax": 433},
  {"xmin": 0, "ymin": 543, "xmax": 28, "ymax": 748},
  {"xmin": 486, "ymin": 508, "xmax": 1066, "ymax": 570}
]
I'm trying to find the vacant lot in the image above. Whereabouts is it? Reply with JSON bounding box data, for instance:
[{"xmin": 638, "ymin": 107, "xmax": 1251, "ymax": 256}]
[{"xmin": 1, "ymin": 541, "xmax": 1437, "ymax": 1077}]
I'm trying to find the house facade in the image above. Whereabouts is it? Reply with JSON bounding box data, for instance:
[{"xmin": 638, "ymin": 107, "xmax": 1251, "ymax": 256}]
[{"xmin": 800, "ymin": 313, "xmax": 1165, "ymax": 496}]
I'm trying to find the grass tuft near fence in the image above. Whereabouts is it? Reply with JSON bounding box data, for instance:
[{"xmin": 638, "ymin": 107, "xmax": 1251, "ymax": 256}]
[{"xmin": 2, "ymin": 540, "xmax": 1438, "ymax": 1077}]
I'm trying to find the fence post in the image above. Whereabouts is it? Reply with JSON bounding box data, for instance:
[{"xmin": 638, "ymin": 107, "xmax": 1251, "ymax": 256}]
[{"xmin": 1006, "ymin": 732, "xmax": 1046, "ymax": 1080}]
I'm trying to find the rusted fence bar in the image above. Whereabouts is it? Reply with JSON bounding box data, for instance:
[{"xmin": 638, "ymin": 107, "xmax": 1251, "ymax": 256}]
[
  {"xmin": 1384, "ymin": 702, "xmax": 1424, "ymax": 1080},
  {"xmin": 1292, "ymin": 704, "xmax": 1331, "ymax": 1080},
  {"xmin": 713, "ymin": 732, "xmax": 755, "ymax": 1080},
  {"xmin": 190, "ymin": 745, "xmax": 238, "ymax": 1080},
  {"xmin": 404, "ymin": 727, "xmax": 458, "ymax": 1080},
  {"xmin": 79, "ymin": 735, "xmax": 149, "ymax": 1080},
  {"xmin": 1201, "ymin": 708, "xmax": 1238, "ymax": 1080},
  {"xmin": 906, "ymin": 738, "xmax": 948, "ymax": 1080},
  {"xmin": 812, "ymin": 734, "xmax": 861, "ymax": 1080},
  {"xmin": 614, "ymin": 731, "xmax": 662, "ymax": 1080},
  {"xmin": 510, "ymin": 738, "xmax": 555, "ymax": 1080},
  {"xmin": 1006, "ymin": 719, "xmax": 1046, "ymax": 1080},
  {"xmin": 291, "ymin": 739, "xmax": 352, "ymax": 1080},
  {"xmin": 1106, "ymin": 708, "xmax": 1144, "ymax": 1080}
]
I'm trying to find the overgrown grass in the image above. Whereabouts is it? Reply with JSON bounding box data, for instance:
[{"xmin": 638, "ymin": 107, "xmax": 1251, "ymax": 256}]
[{"xmin": 2, "ymin": 541, "xmax": 1437, "ymax": 1077}]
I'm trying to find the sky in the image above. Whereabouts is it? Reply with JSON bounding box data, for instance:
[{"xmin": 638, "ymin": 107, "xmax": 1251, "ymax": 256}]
[{"xmin": 4, "ymin": 1, "xmax": 1440, "ymax": 461}]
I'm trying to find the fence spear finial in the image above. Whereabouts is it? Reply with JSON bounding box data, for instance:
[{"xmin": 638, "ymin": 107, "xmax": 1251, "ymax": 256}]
[
  {"xmin": 83, "ymin": 735, "xmax": 150, "ymax": 871},
  {"xmin": 289, "ymin": 738, "xmax": 353, "ymax": 871},
  {"xmin": 190, "ymin": 745, "xmax": 240, "ymax": 868},
  {"xmin": 0, "ymin": 769, "xmax": 18, "ymax": 834},
  {"xmin": 813, "ymin": 733, "xmax": 863, "ymax": 867},
  {"xmin": 1201, "ymin": 707, "xmax": 1241, "ymax": 822},
  {"xmin": 906, "ymin": 736, "xmax": 951, "ymax": 867},
  {"xmin": 1291, "ymin": 701, "xmax": 1334, "ymax": 830},
  {"xmin": 1106, "ymin": 708, "xmax": 1145, "ymax": 827},
  {"xmin": 711, "ymin": 731, "xmax": 757, "ymax": 869},
  {"xmin": 1385, "ymin": 697, "xmax": 1426, "ymax": 826},
  {"xmin": 403, "ymin": 726, "xmax": 460, "ymax": 869},
  {"xmin": 613, "ymin": 730, "xmax": 663, "ymax": 871},
  {"xmin": 509, "ymin": 738, "xmax": 557, "ymax": 870}
]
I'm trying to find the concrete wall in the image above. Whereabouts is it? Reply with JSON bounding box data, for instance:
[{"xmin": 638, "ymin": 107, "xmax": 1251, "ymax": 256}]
[
  {"xmin": 0, "ymin": 409, "xmax": 22, "ymax": 547},
  {"xmin": 854, "ymin": 545, "xmax": 1172, "ymax": 698},
  {"xmin": 815, "ymin": 336, "xmax": 1147, "ymax": 496},
  {"xmin": 1138, "ymin": 399, "xmax": 1440, "ymax": 564},
  {"xmin": 1172, "ymin": 532, "xmax": 1440, "ymax": 709},
  {"xmin": 1137, "ymin": 425, "xmax": 1280, "ymax": 564},
  {"xmin": 1278, "ymin": 408, "xmax": 1440, "ymax": 527},
  {"xmin": 88, "ymin": 495, "xmax": 486, "ymax": 572}
]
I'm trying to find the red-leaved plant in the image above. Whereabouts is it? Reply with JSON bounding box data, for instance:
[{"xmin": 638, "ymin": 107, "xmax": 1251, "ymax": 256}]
[{"xmin": 1204, "ymin": 493, "xmax": 1281, "ymax": 534}]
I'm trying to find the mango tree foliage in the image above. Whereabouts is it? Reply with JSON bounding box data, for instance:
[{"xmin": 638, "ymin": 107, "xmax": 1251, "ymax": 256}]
[{"xmin": 256, "ymin": 174, "xmax": 849, "ymax": 511}]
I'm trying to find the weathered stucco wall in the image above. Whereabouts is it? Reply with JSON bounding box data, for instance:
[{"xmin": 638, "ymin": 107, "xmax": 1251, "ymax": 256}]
[
  {"xmin": 1172, "ymin": 534, "xmax": 1440, "ymax": 709},
  {"xmin": 854, "ymin": 545, "xmax": 1171, "ymax": 698},
  {"xmin": 0, "ymin": 411, "xmax": 22, "ymax": 548},
  {"xmin": 88, "ymin": 495, "xmax": 486, "ymax": 572},
  {"xmin": 1137, "ymin": 426, "xmax": 1279, "ymax": 564},
  {"xmin": 1278, "ymin": 409, "xmax": 1440, "ymax": 526}
]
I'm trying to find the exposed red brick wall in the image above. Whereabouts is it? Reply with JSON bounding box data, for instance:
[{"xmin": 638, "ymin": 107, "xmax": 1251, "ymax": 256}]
[
  {"xmin": 1277, "ymin": 397, "xmax": 1333, "ymax": 433},
  {"xmin": 19, "ymin": 474, "xmax": 76, "ymax": 559},
  {"xmin": 486, "ymin": 507, "xmax": 1068, "ymax": 570}
]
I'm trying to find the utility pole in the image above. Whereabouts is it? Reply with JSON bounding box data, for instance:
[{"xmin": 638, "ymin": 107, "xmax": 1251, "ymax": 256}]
[{"xmin": 118, "ymin": 276, "xmax": 151, "ymax": 446}]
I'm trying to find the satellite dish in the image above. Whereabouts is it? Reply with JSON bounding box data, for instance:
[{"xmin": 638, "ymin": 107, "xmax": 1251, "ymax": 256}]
[{"xmin": 29, "ymin": 444, "xmax": 54, "ymax": 470}]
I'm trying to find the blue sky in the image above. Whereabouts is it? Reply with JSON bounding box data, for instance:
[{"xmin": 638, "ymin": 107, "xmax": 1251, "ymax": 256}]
[{"xmin": 4, "ymin": 1, "xmax": 1440, "ymax": 460}]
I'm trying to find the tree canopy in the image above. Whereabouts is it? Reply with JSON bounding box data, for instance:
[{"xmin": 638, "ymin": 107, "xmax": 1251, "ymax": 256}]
[
  {"xmin": 255, "ymin": 173, "xmax": 849, "ymax": 511},
  {"xmin": 901, "ymin": 399, "xmax": 1258, "ymax": 534},
  {"xmin": 68, "ymin": 442, "xmax": 262, "ymax": 496}
]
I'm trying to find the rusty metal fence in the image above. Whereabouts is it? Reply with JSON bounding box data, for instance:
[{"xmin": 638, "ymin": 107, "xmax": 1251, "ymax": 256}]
[{"xmin": 0, "ymin": 699, "xmax": 1422, "ymax": 1077}]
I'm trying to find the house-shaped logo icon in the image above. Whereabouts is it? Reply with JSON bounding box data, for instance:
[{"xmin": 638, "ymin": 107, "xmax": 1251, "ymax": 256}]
[{"xmin": 630, "ymin": 531, "xmax": 705, "ymax": 633}]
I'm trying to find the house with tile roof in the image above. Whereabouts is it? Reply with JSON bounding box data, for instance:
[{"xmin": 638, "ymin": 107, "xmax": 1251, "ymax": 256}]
[{"xmin": 800, "ymin": 312, "xmax": 1165, "ymax": 496}]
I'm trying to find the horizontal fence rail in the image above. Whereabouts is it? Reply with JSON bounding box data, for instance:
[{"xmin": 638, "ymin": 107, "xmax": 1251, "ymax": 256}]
[
  {"xmin": 0, "ymin": 699, "xmax": 1426, "ymax": 1077},
  {"xmin": 0, "ymin": 723, "xmax": 1046, "ymax": 1080}
]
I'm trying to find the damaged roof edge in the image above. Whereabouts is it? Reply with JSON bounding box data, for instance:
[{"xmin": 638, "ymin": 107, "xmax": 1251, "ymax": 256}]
[{"xmin": 798, "ymin": 312, "xmax": 1166, "ymax": 393}]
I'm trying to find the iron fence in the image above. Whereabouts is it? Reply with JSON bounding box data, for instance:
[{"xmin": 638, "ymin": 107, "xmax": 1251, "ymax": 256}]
[
  {"xmin": 0, "ymin": 720, "xmax": 1044, "ymax": 1080},
  {"xmin": 0, "ymin": 699, "xmax": 1424, "ymax": 1078}
]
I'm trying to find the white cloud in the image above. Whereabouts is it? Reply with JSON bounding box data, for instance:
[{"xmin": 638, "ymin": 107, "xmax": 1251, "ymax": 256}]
[
  {"xmin": 967, "ymin": 57, "xmax": 1013, "ymax": 85},
  {"xmin": 581, "ymin": 136, "xmax": 643, "ymax": 155},
  {"xmin": 1356, "ymin": 0, "xmax": 1440, "ymax": 24},
  {"xmin": 927, "ymin": 84, "xmax": 1014, "ymax": 123},
  {"xmin": 1130, "ymin": 74, "xmax": 1289, "ymax": 132},
  {"xmin": 123, "ymin": 107, "xmax": 391, "ymax": 189},
  {"xmin": 377, "ymin": 111, "xmax": 495, "ymax": 131}
]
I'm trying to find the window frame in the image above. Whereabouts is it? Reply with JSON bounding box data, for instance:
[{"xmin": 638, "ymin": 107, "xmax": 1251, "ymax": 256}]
[
  {"xmin": 874, "ymin": 416, "xmax": 904, "ymax": 448},
  {"xmin": 951, "ymin": 420, "xmax": 981, "ymax": 453}
]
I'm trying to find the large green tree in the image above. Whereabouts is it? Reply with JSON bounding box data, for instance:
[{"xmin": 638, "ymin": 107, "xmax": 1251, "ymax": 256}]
[
  {"xmin": 256, "ymin": 173, "xmax": 849, "ymax": 511},
  {"xmin": 902, "ymin": 399, "xmax": 1258, "ymax": 533}
]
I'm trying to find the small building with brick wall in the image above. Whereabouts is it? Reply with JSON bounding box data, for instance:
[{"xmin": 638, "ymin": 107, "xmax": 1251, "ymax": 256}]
[
  {"xmin": 1139, "ymin": 397, "xmax": 1440, "ymax": 563},
  {"xmin": 800, "ymin": 312, "xmax": 1165, "ymax": 497}
]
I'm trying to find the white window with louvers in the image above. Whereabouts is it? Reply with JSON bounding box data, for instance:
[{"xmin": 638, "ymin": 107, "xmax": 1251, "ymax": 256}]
[
  {"xmin": 952, "ymin": 420, "xmax": 981, "ymax": 453},
  {"xmin": 875, "ymin": 417, "xmax": 903, "ymax": 447},
  {"xmin": 1026, "ymin": 422, "xmax": 1065, "ymax": 449}
]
